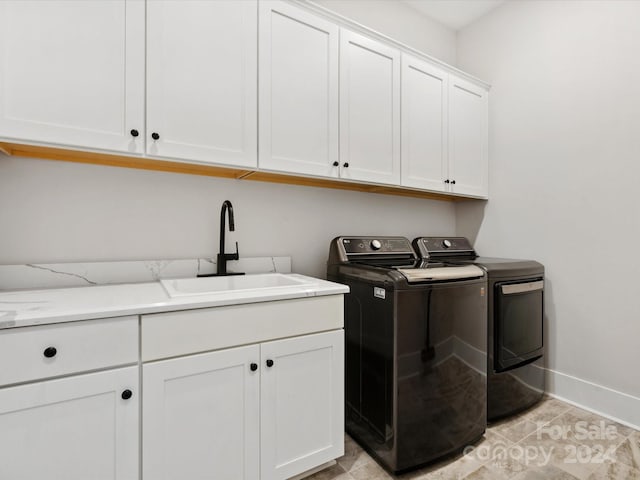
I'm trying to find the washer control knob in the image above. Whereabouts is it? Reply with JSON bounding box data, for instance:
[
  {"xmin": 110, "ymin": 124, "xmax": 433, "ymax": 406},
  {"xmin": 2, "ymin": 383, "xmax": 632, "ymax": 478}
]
[
  {"xmin": 371, "ymin": 239, "xmax": 382, "ymax": 250},
  {"xmin": 442, "ymin": 239, "xmax": 452, "ymax": 249}
]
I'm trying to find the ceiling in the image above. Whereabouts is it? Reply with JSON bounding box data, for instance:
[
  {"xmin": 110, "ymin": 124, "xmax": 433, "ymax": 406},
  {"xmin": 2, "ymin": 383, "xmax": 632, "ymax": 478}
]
[{"xmin": 403, "ymin": 0, "xmax": 506, "ymax": 30}]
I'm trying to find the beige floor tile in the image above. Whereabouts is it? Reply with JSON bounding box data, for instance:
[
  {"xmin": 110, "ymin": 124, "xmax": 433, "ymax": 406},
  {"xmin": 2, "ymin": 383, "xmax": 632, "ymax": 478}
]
[
  {"xmin": 350, "ymin": 461, "xmax": 393, "ymax": 480},
  {"xmin": 304, "ymin": 463, "xmax": 351, "ymax": 480},
  {"xmin": 540, "ymin": 407, "xmax": 631, "ymax": 449},
  {"xmin": 511, "ymin": 434, "xmax": 599, "ymax": 480},
  {"xmin": 483, "ymin": 429, "xmax": 516, "ymax": 447},
  {"xmin": 613, "ymin": 431, "xmax": 640, "ymax": 471},
  {"xmin": 483, "ymin": 444, "xmax": 531, "ymax": 477},
  {"xmin": 337, "ymin": 398, "xmax": 640, "ymax": 480},
  {"xmin": 464, "ymin": 429, "xmax": 528, "ymax": 478},
  {"xmin": 492, "ymin": 418, "xmax": 539, "ymax": 444},
  {"xmin": 462, "ymin": 464, "xmax": 510, "ymax": 480},
  {"xmin": 519, "ymin": 397, "xmax": 573, "ymax": 427},
  {"xmin": 337, "ymin": 435, "xmax": 376, "ymax": 473},
  {"xmin": 461, "ymin": 429, "xmax": 514, "ymax": 461},
  {"xmin": 400, "ymin": 453, "xmax": 484, "ymax": 480},
  {"xmin": 578, "ymin": 410, "xmax": 635, "ymax": 444},
  {"xmin": 511, "ymin": 464, "xmax": 581, "ymax": 479},
  {"xmin": 587, "ymin": 462, "xmax": 640, "ymax": 480}
]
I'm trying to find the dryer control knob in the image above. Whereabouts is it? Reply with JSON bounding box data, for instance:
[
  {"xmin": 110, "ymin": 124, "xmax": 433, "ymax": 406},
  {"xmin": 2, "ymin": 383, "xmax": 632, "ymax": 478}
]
[
  {"xmin": 371, "ymin": 239, "xmax": 382, "ymax": 250},
  {"xmin": 443, "ymin": 239, "xmax": 452, "ymax": 248}
]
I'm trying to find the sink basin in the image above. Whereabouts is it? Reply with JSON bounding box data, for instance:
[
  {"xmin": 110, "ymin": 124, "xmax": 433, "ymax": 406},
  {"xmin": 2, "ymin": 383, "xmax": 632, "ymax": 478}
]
[{"xmin": 160, "ymin": 273, "xmax": 314, "ymax": 298}]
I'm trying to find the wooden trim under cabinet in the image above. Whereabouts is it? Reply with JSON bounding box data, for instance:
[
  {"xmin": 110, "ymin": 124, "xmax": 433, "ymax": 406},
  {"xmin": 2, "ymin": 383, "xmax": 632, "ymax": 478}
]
[{"xmin": 0, "ymin": 141, "xmax": 484, "ymax": 201}]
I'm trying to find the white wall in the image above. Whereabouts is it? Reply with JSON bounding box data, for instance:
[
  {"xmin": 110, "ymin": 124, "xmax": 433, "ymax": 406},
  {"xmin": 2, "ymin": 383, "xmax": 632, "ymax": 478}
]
[
  {"xmin": 0, "ymin": 156, "xmax": 455, "ymax": 278},
  {"xmin": 456, "ymin": 0, "xmax": 640, "ymax": 422},
  {"xmin": 313, "ymin": 0, "xmax": 457, "ymax": 64}
]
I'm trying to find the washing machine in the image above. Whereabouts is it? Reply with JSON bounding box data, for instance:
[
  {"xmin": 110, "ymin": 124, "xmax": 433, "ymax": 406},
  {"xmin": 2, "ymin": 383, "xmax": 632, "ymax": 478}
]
[{"xmin": 328, "ymin": 236, "xmax": 487, "ymax": 473}]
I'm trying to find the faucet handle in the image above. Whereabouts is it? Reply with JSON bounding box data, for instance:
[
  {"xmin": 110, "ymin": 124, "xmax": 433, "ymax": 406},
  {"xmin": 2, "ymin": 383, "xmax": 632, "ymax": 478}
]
[{"xmin": 232, "ymin": 241, "xmax": 240, "ymax": 261}]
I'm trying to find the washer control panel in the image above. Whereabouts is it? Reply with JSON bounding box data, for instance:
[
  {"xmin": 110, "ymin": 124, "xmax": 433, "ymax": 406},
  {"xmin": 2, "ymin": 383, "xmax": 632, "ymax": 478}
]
[{"xmin": 341, "ymin": 237, "xmax": 414, "ymax": 254}]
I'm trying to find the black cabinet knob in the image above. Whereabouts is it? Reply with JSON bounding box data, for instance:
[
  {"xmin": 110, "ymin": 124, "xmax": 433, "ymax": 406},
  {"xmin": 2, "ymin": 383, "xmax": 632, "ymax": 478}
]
[
  {"xmin": 130, "ymin": 129, "xmax": 139, "ymax": 137},
  {"xmin": 451, "ymin": 180, "xmax": 456, "ymax": 185},
  {"xmin": 266, "ymin": 359, "xmax": 274, "ymax": 368},
  {"xmin": 121, "ymin": 389, "xmax": 133, "ymax": 400},
  {"xmin": 343, "ymin": 162, "xmax": 349, "ymax": 168},
  {"xmin": 43, "ymin": 347, "xmax": 57, "ymax": 358},
  {"xmin": 332, "ymin": 161, "xmax": 339, "ymax": 167},
  {"xmin": 444, "ymin": 179, "xmax": 450, "ymax": 184},
  {"xmin": 151, "ymin": 132, "xmax": 160, "ymax": 140},
  {"xmin": 250, "ymin": 363, "xmax": 258, "ymax": 372}
]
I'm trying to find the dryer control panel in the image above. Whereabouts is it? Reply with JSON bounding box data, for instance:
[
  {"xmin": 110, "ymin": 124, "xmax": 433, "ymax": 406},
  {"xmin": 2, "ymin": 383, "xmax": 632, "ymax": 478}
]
[{"xmin": 413, "ymin": 237, "xmax": 476, "ymax": 258}]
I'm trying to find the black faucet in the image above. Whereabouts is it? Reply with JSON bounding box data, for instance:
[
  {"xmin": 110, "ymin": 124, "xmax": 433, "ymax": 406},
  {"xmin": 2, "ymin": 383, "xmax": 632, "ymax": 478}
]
[{"xmin": 198, "ymin": 200, "xmax": 244, "ymax": 277}]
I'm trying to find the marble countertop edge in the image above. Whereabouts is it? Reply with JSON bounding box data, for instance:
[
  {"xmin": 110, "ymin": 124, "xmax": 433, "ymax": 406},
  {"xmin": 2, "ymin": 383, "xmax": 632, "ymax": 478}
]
[{"xmin": 0, "ymin": 275, "xmax": 349, "ymax": 330}]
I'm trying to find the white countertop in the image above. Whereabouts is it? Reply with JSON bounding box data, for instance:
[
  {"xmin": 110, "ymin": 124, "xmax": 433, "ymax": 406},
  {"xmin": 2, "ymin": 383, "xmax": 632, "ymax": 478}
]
[{"xmin": 0, "ymin": 274, "xmax": 349, "ymax": 329}]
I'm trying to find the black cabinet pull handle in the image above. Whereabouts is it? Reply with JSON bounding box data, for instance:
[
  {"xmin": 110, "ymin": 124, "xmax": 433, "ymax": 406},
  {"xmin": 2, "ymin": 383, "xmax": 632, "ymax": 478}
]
[
  {"xmin": 151, "ymin": 132, "xmax": 160, "ymax": 140},
  {"xmin": 250, "ymin": 363, "xmax": 258, "ymax": 371},
  {"xmin": 43, "ymin": 347, "xmax": 57, "ymax": 358},
  {"xmin": 332, "ymin": 161, "xmax": 339, "ymax": 167},
  {"xmin": 451, "ymin": 180, "xmax": 456, "ymax": 185},
  {"xmin": 343, "ymin": 162, "xmax": 349, "ymax": 168},
  {"xmin": 444, "ymin": 179, "xmax": 450, "ymax": 184},
  {"xmin": 266, "ymin": 359, "xmax": 274, "ymax": 368},
  {"xmin": 130, "ymin": 129, "xmax": 139, "ymax": 137},
  {"xmin": 121, "ymin": 389, "xmax": 133, "ymax": 400}
]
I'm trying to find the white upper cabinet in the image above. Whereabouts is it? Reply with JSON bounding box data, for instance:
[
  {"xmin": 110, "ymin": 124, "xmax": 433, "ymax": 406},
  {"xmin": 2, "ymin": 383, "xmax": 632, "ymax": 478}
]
[
  {"xmin": 448, "ymin": 76, "xmax": 489, "ymax": 197},
  {"xmin": 0, "ymin": 0, "xmax": 144, "ymax": 153},
  {"xmin": 146, "ymin": 0, "xmax": 257, "ymax": 168},
  {"xmin": 0, "ymin": 0, "xmax": 489, "ymax": 197},
  {"xmin": 259, "ymin": 1, "xmax": 339, "ymax": 177},
  {"xmin": 401, "ymin": 54, "xmax": 449, "ymax": 192},
  {"xmin": 340, "ymin": 30, "xmax": 401, "ymax": 185}
]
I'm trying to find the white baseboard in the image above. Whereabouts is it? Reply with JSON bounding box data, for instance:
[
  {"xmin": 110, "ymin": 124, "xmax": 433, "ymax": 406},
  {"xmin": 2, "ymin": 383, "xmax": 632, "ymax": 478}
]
[{"xmin": 545, "ymin": 367, "xmax": 640, "ymax": 431}]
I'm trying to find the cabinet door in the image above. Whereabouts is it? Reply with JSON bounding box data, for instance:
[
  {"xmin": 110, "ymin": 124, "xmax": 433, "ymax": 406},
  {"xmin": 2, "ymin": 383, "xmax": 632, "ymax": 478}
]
[
  {"xmin": 340, "ymin": 30, "xmax": 400, "ymax": 185},
  {"xmin": 143, "ymin": 345, "xmax": 260, "ymax": 480},
  {"xmin": 0, "ymin": 1, "xmax": 144, "ymax": 153},
  {"xmin": 0, "ymin": 366, "xmax": 138, "ymax": 480},
  {"xmin": 147, "ymin": 0, "xmax": 257, "ymax": 167},
  {"xmin": 401, "ymin": 54, "xmax": 449, "ymax": 192},
  {"xmin": 259, "ymin": 1, "xmax": 339, "ymax": 178},
  {"xmin": 261, "ymin": 330, "xmax": 344, "ymax": 480},
  {"xmin": 448, "ymin": 75, "xmax": 489, "ymax": 197}
]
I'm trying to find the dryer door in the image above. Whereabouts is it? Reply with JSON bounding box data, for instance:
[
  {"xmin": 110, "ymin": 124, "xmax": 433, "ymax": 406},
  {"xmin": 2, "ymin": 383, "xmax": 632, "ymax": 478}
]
[{"xmin": 495, "ymin": 279, "xmax": 544, "ymax": 371}]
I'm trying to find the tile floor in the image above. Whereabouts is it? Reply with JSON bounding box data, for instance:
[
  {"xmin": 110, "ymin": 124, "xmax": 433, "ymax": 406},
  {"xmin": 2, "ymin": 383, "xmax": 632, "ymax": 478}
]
[{"xmin": 308, "ymin": 397, "xmax": 640, "ymax": 480}]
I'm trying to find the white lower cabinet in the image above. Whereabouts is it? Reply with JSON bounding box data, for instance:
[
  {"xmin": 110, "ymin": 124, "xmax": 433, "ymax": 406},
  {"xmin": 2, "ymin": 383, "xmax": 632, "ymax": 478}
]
[
  {"xmin": 0, "ymin": 297, "xmax": 345, "ymax": 480},
  {"xmin": 261, "ymin": 330, "xmax": 344, "ymax": 480},
  {"xmin": 0, "ymin": 366, "xmax": 139, "ymax": 480},
  {"xmin": 143, "ymin": 344, "xmax": 261, "ymax": 480},
  {"xmin": 142, "ymin": 329, "xmax": 344, "ymax": 480}
]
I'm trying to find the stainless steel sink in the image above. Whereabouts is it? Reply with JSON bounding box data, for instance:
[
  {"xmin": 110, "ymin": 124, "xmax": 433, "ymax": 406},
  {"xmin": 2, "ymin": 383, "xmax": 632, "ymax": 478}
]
[{"xmin": 160, "ymin": 273, "xmax": 314, "ymax": 298}]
